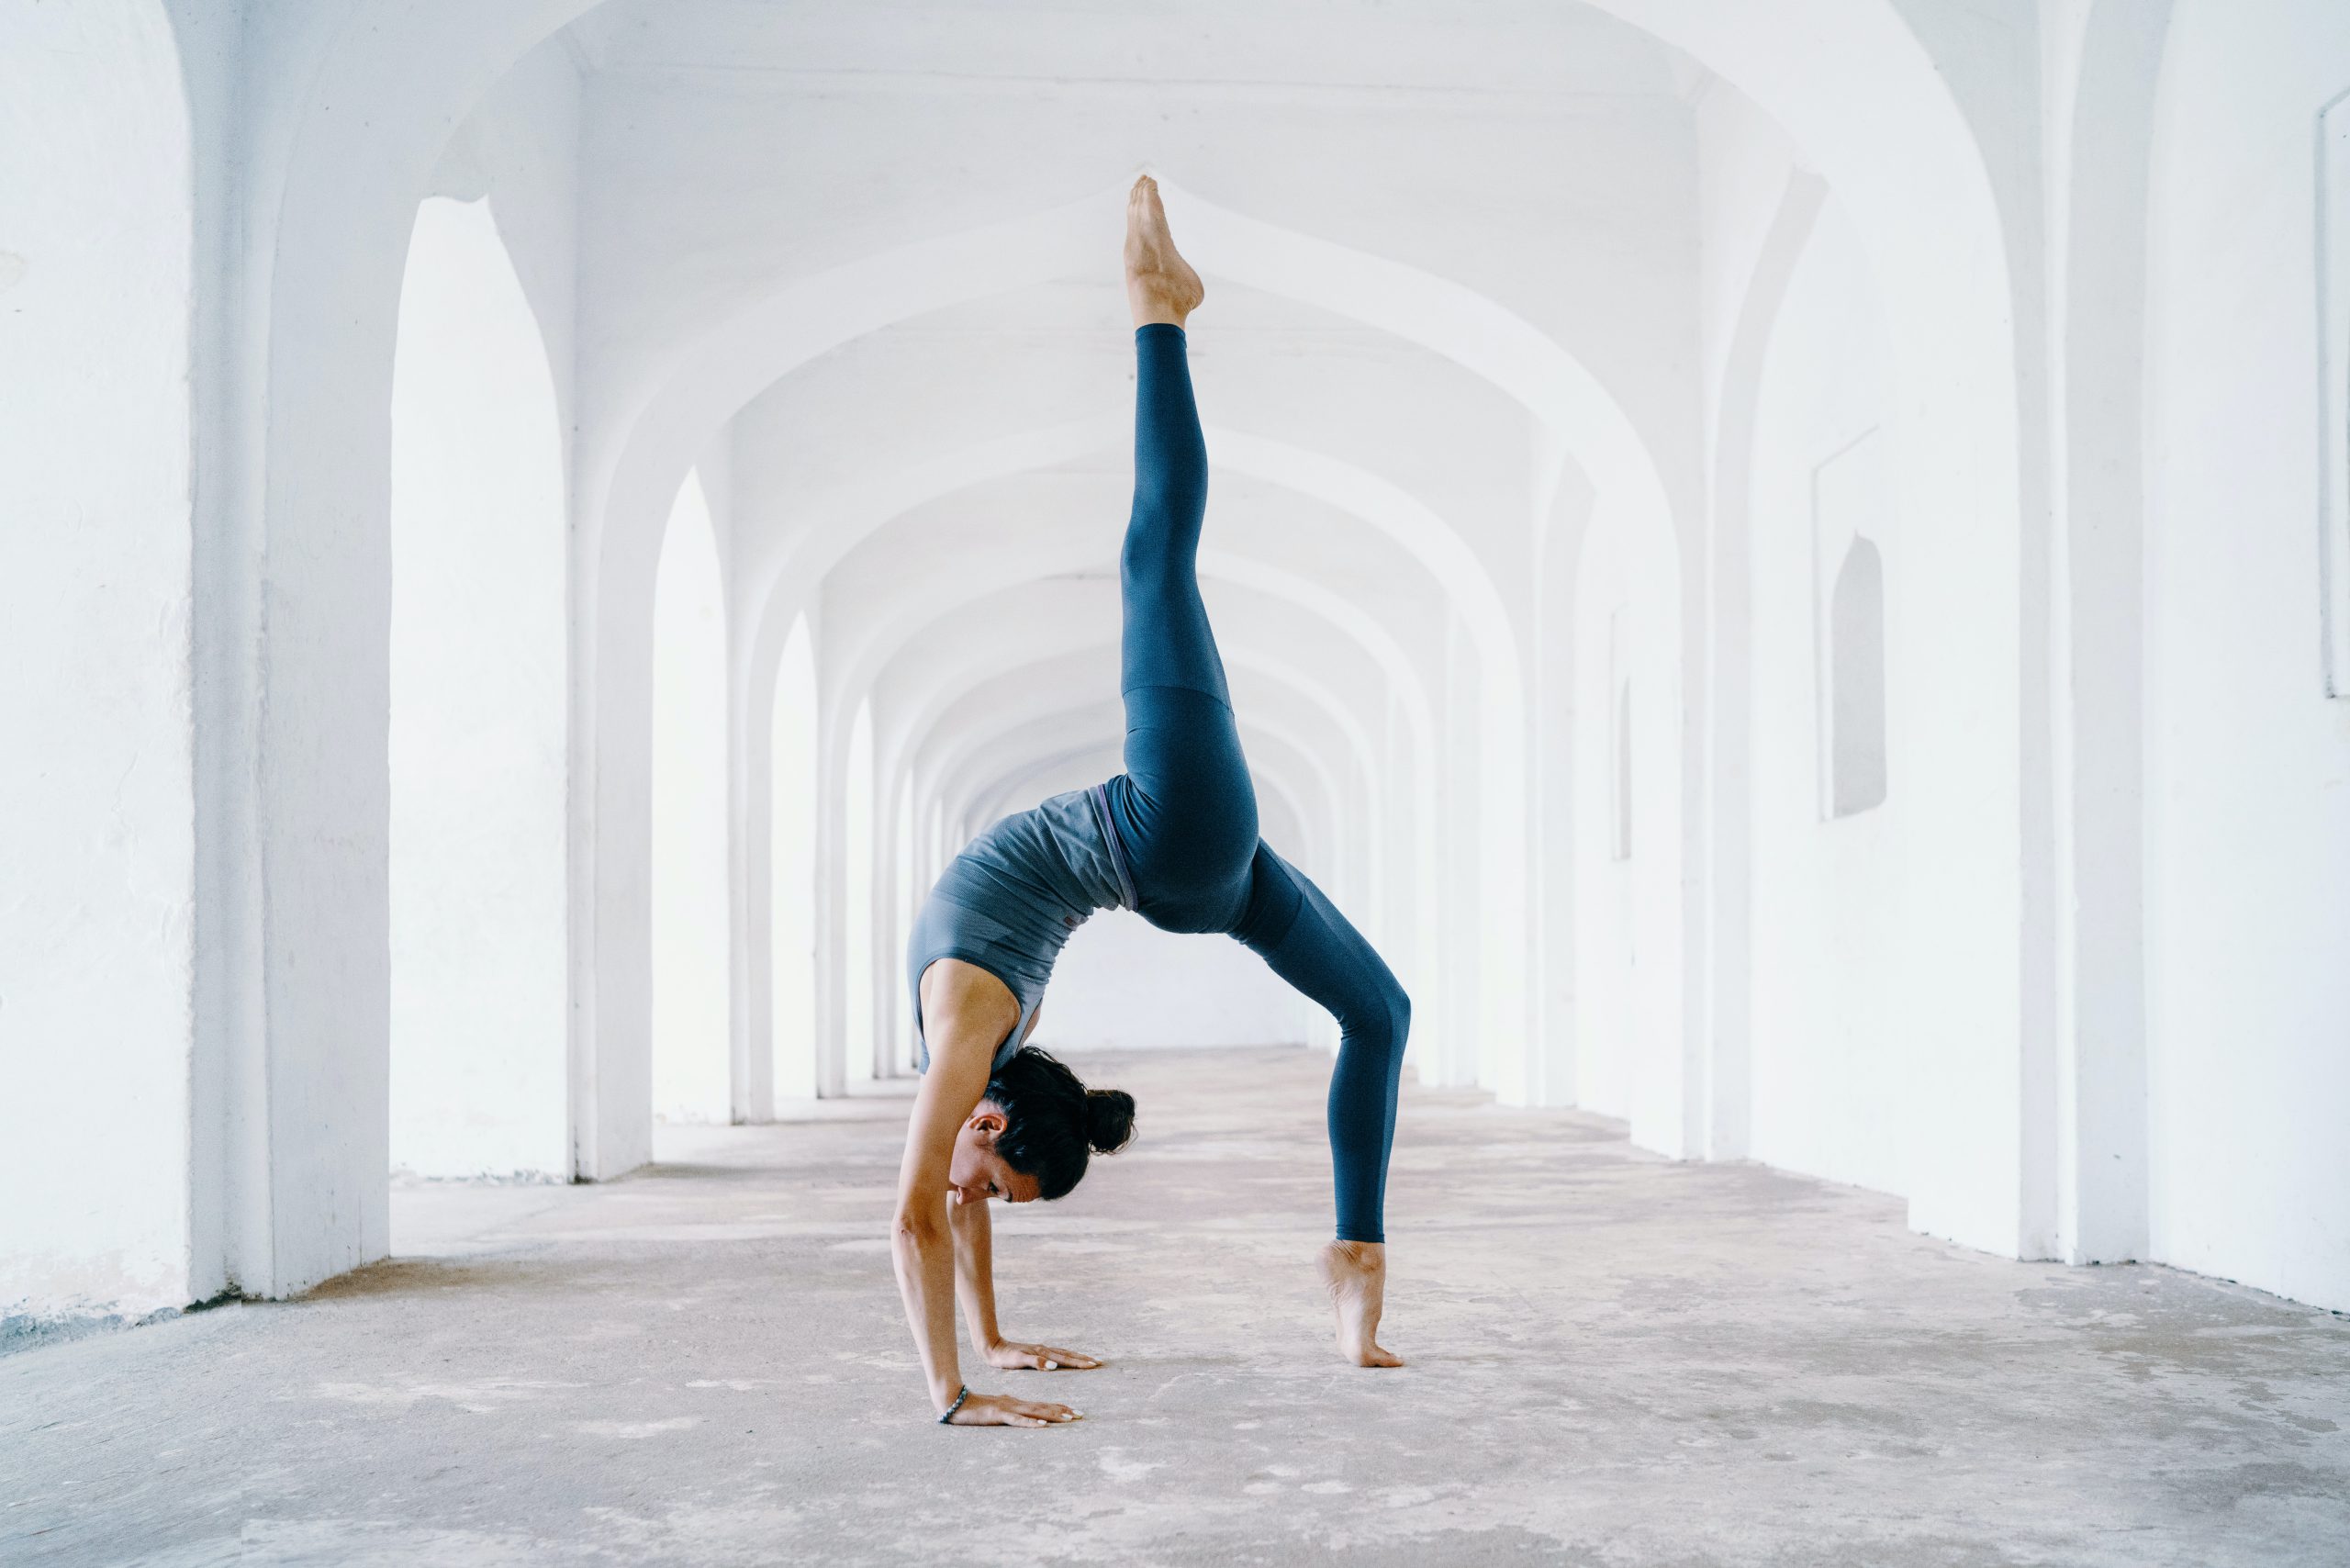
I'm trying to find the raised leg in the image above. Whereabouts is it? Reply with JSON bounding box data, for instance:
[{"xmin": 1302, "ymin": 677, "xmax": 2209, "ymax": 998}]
[{"xmin": 1109, "ymin": 180, "xmax": 1257, "ymax": 926}]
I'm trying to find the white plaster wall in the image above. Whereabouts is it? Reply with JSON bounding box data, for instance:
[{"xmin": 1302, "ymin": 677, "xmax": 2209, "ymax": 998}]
[
  {"xmin": 387, "ymin": 196, "xmax": 569, "ymax": 1178},
  {"xmin": 1572, "ymin": 503, "xmax": 1684, "ymax": 1152},
  {"xmin": 1743, "ymin": 197, "xmax": 1912, "ymax": 1201},
  {"xmin": 842, "ymin": 700, "xmax": 878, "ymax": 1082},
  {"xmin": 1038, "ymin": 913, "xmax": 1313, "ymax": 1052},
  {"xmin": 0, "ymin": 2, "xmax": 198, "ymax": 1326},
  {"xmin": 769, "ymin": 616, "xmax": 822, "ymax": 1100},
  {"xmin": 1531, "ymin": 468, "xmax": 1594, "ymax": 1111},
  {"xmin": 2142, "ymin": 0, "xmax": 2350, "ymax": 1311}
]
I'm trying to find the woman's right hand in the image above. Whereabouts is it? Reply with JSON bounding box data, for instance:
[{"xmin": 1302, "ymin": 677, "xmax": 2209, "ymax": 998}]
[{"xmin": 943, "ymin": 1390, "xmax": 1082, "ymax": 1428}]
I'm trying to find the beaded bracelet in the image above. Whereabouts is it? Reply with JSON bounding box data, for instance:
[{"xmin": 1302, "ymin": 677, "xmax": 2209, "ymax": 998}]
[{"xmin": 938, "ymin": 1384, "xmax": 969, "ymax": 1424}]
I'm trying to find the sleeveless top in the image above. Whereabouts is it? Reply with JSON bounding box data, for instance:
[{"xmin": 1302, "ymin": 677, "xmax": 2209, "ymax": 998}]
[{"xmin": 907, "ymin": 784, "xmax": 1137, "ymax": 1073}]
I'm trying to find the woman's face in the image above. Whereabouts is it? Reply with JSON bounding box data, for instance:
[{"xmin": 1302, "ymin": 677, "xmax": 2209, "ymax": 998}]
[{"xmin": 948, "ymin": 1103, "xmax": 1042, "ymax": 1206}]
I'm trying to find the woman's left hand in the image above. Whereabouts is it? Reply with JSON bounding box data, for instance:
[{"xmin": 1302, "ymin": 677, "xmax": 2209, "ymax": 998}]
[{"xmin": 984, "ymin": 1338, "xmax": 1102, "ymax": 1372}]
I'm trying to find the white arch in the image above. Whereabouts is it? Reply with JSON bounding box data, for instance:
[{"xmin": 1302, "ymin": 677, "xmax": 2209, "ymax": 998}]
[
  {"xmin": 217, "ymin": 0, "xmax": 2030, "ymax": 1293},
  {"xmin": 874, "ymin": 597, "xmax": 1387, "ymax": 833},
  {"xmin": 388, "ymin": 194, "xmax": 569, "ymax": 1177},
  {"xmin": 615, "ymin": 185, "xmax": 1647, "ymax": 1109},
  {"xmin": 772, "ymin": 420, "xmax": 1445, "ymax": 842},
  {"xmin": 752, "ymin": 414, "xmax": 1524, "ymax": 1081},
  {"xmin": 652, "ymin": 472, "xmax": 731, "ymax": 1125},
  {"xmin": 599, "ymin": 179, "xmax": 1672, "ymax": 640},
  {"xmin": 787, "ymin": 466, "xmax": 1446, "ymax": 1025}
]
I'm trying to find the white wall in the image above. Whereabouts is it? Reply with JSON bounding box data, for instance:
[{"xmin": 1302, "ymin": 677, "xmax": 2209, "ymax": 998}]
[
  {"xmin": 842, "ymin": 700, "xmax": 878, "ymax": 1082},
  {"xmin": 1037, "ymin": 913, "xmax": 1313, "ymax": 1052},
  {"xmin": 769, "ymin": 616, "xmax": 822, "ymax": 1100},
  {"xmin": 2141, "ymin": 0, "xmax": 2350, "ymax": 1311},
  {"xmin": 387, "ymin": 195, "xmax": 569, "ymax": 1179},
  {"xmin": 1572, "ymin": 502, "xmax": 1684, "ymax": 1151},
  {"xmin": 0, "ymin": 2, "xmax": 197, "ymax": 1328},
  {"xmin": 1742, "ymin": 196, "xmax": 1911, "ymax": 1200}
]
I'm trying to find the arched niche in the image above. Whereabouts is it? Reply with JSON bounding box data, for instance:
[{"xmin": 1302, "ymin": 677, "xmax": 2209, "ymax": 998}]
[{"xmin": 1827, "ymin": 535, "xmax": 1888, "ymax": 819}]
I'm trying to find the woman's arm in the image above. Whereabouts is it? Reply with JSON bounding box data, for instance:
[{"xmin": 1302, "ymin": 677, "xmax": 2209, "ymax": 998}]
[
  {"xmin": 948, "ymin": 1182, "xmax": 1102, "ymax": 1372},
  {"xmin": 890, "ymin": 959, "xmax": 1080, "ymax": 1427},
  {"xmin": 947, "ymin": 1181, "xmax": 1004, "ymax": 1352}
]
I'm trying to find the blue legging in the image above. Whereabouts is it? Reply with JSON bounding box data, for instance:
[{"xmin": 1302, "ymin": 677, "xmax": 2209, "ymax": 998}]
[{"xmin": 1101, "ymin": 324, "xmax": 1412, "ymax": 1245}]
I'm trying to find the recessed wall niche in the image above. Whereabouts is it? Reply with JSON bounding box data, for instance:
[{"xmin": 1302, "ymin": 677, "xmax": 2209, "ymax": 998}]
[{"xmin": 1812, "ymin": 429, "xmax": 1891, "ymax": 819}]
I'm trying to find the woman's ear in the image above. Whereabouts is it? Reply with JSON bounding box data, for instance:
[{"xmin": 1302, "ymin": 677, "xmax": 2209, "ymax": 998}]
[{"xmin": 968, "ymin": 1107, "xmax": 1008, "ymax": 1140}]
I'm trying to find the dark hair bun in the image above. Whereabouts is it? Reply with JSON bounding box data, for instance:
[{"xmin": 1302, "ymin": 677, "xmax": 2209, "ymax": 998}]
[
  {"xmin": 989, "ymin": 1047, "xmax": 1135, "ymax": 1199},
  {"xmin": 1083, "ymin": 1088, "xmax": 1137, "ymax": 1155}
]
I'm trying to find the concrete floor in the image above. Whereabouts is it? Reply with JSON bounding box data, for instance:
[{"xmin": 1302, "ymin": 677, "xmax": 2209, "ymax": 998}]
[{"xmin": 6, "ymin": 1046, "xmax": 2349, "ymax": 1567}]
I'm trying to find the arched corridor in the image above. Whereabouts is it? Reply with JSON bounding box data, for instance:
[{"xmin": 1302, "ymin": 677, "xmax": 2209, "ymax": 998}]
[{"xmin": 4, "ymin": 2, "xmax": 2349, "ymax": 1561}]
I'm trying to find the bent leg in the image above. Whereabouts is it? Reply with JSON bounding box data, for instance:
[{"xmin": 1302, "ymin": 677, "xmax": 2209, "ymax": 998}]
[{"xmin": 1236, "ymin": 844, "xmax": 1411, "ymax": 1244}]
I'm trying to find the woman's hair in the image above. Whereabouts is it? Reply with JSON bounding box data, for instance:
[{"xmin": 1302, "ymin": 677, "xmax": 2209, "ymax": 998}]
[{"xmin": 987, "ymin": 1046, "xmax": 1136, "ymax": 1201}]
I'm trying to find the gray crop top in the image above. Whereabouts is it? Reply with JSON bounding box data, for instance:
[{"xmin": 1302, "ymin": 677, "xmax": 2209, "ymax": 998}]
[{"xmin": 906, "ymin": 784, "xmax": 1136, "ymax": 1073}]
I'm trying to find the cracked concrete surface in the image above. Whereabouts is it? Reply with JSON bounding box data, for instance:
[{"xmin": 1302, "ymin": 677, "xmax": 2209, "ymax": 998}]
[{"xmin": 5, "ymin": 1046, "xmax": 2348, "ymax": 1566}]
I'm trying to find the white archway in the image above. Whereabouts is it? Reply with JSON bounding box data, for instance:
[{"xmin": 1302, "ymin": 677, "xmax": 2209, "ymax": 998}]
[
  {"xmin": 388, "ymin": 194, "xmax": 569, "ymax": 1177},
  {"xmin": 652, "ymin": 472, "xmax": 731, "ymax": 1125},
  {"xmin": 194, "ymin": 0, "xmax": 2032, "ymax": 1302}
]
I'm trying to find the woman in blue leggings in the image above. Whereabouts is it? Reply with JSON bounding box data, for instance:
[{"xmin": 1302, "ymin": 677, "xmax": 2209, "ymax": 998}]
[{"xmin": 890, "ymin": 177, "xmax": 1410, "ymax": 1428}]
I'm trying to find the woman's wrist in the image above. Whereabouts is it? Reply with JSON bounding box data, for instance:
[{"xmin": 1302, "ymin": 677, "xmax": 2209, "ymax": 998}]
[{"xmin": 937, "ymin": 1383, "xmax": 970, "ymax": 1422}]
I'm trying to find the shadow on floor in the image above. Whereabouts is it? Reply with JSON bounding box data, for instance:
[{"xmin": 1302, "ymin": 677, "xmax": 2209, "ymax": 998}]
[{"xmin": 299, "ymin": 1255, "xmax": 583, "ymax": 1302}]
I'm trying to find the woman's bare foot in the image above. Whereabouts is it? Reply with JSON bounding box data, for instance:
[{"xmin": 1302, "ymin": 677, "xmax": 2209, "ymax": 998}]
[
  {"xmin": 1125, "ymin": 174, "xmax": 1204, "ymax": 329},
  {"xmin": 1318, "ymin": 1240, "xmax": 1404, "ymax": 1368}
]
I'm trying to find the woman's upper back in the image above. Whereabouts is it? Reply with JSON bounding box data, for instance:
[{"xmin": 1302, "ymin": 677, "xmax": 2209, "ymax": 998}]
[{"xmin": 908, "ymin": 786, "xmax": 1127, "ymax": 1069}]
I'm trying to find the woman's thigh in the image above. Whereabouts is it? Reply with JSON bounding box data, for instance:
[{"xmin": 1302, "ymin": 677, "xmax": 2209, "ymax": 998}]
[{"xmin": 1111, "ymin": 686, "xmax": 1259, "ymax": 925}]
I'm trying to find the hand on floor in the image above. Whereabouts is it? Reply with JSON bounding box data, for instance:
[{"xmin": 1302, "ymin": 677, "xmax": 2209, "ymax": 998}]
[
  {"xmin": 983, "ymin": 1338, "xmax": 1102, "ymax": 1372},
  {"xmin": 946, "ymin": 1391, "xmax": 1083, "ymax": 1428}
]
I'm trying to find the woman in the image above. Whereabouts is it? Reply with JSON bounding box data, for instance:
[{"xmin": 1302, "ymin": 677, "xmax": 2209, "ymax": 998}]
[{"xmin": 890, "ymin": 175, "xmax": 1412, "ymax": 1428}]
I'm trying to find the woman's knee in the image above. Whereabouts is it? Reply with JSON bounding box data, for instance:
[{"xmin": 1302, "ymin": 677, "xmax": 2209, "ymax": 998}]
[
  {"xmin": 1121, "ymin": 502, "xmax": 1203, "ymax": 581},
  {"xmin": 1342, "ymin": 975, "xmax": 1410, "ymax": 1063},
  {"xmin": 1377, "ymin": 982, "xmax": 1411, "ymax": 1058}
]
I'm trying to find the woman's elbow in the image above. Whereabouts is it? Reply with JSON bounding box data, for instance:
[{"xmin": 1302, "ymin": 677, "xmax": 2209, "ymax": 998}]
[{"xmin": 891, "ymin": 1206, "xmax": 945, "ymax": 1248}]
